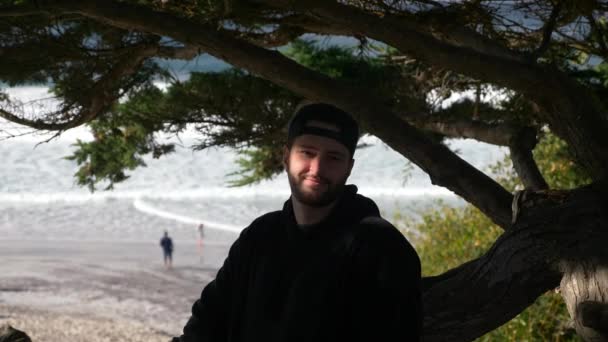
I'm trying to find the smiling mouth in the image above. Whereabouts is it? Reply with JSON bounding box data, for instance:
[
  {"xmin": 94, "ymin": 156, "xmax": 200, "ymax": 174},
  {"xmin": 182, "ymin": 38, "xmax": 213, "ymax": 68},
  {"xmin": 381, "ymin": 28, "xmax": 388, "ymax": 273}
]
[{"xmin": 303, "ymin": 177, "xmax": 326, "ymax": 186}]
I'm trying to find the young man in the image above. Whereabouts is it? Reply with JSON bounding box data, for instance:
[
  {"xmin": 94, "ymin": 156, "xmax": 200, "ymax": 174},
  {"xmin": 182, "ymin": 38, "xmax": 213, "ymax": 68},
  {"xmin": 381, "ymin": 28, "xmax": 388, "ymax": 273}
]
[{"xmin": 173, "ymin": 103, "xmax": 422, "ymax": 341}]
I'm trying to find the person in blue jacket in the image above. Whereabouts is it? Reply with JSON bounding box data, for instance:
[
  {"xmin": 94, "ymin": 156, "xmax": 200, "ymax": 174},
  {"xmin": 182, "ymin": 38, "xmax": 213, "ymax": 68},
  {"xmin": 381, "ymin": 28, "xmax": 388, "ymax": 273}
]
[
  {"xmin": 160, "ymin": 230, "xmax": 174, "ymax": 269},
  {"xmin": 173, "ymin": 102, "xmax": 422, "ymax": 341}
]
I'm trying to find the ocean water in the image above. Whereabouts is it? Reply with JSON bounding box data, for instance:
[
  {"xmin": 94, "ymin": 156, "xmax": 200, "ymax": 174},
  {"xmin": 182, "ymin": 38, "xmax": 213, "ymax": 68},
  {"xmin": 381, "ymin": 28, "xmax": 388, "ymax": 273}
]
[
  {"xmin": 0, "ymin": 131, "xmax": 507, "ymax": 244},
  {"xmin": 0, "ymin": 86, "xmax": 508, "ymax": 245}
]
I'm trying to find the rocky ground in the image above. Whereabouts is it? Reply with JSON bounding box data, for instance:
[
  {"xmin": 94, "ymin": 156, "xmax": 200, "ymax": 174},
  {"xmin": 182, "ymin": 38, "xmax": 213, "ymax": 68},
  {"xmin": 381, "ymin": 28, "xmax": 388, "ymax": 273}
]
[{"xmin": 2, "ymin": 305, "xmax": 170, "ymax": 342}]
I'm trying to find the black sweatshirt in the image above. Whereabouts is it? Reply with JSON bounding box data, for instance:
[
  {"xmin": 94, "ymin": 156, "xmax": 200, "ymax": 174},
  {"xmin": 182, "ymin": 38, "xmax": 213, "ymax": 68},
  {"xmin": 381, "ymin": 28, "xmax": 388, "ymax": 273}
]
[{"xmin": 173, "ymin": 185, "xmax": 422, "ymax": 342}]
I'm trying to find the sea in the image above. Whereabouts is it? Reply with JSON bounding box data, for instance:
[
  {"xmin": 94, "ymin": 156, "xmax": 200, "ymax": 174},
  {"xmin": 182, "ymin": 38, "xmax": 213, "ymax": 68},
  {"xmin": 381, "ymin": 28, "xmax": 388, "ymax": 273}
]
[{"xmin": 0, "ymin": 87, "xmax": 508, "ymax": 246}]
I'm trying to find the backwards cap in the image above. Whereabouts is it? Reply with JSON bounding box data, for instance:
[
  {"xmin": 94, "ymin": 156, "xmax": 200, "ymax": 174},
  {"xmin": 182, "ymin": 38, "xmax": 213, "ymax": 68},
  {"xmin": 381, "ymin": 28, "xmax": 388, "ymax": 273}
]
[{"xmin": 287, "ymin": 103, "xmax": 359, "ymax": 156}]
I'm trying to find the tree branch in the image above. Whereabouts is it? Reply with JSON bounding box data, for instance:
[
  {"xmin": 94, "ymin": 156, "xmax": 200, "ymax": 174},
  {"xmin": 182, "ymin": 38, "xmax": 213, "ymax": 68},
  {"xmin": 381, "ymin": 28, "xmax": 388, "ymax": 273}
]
[
  {"xmin": 1, "ymin": 0, "xmax": 514, "ymax": 228},
  {"xmin": 225, "ymin": 25, "xmax": 305, "ymax": 48},
  {"xmin": 508, "ymin": 129, "xmax": 549, "ymax": 191},
  {"xmin": 0, "ymin": 108, "xmax": 66, "ymax": 130},
  {"xmin": 157, "ymin": 45, "xmax": 200, "ymax": 60},
  {"xmin": 257, "ymin": 0, "xmax": 529, "ymax": 64},
  {"xmin": 268, "ymin": 13, "xmax": 354, "ymax": 37},
  {"xmin": 0, "ymin": 42, "xmax": 159, "ymax": 130},
  {"xmin": 413, "ymin": 118, "xmax": 549, "ymax": 190},
  {"xmin": 412, "ymin": 119, "xmax": 529, "ymax": 146},
  {"xmin": 532, "ymin": 1, "xmax": 561, "ymax": 59}
]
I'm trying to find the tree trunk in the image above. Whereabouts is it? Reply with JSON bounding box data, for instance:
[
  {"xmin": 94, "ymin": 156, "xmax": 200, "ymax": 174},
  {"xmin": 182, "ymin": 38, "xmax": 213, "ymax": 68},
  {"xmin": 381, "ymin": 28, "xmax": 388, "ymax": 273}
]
[{"xmin": 561, "ymin": 262, "xmax": 608, "ymax": 341}]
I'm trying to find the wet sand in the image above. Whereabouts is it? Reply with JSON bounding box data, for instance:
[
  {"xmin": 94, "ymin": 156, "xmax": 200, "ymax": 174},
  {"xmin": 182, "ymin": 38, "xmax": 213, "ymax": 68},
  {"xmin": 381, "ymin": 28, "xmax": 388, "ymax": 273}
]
[{"xmin": 0, "ymin": 238, "xmax": 233, "ymax": 341}]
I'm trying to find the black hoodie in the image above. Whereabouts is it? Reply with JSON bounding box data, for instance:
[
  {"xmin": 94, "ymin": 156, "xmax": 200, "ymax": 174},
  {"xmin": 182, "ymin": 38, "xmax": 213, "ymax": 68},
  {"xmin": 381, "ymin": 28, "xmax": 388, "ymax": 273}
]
[{"xmin": 174, "ymin": 185, "xmax": 422, "ymax": 342}]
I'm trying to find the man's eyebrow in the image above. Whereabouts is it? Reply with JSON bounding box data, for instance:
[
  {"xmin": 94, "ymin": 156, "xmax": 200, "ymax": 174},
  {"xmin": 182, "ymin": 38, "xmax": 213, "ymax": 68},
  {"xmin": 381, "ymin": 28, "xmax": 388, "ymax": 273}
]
[
  {"xmin": 329, "ymin": 151, "xmax": 346, "ymax": 158},
  {"xmin": 327, "ymin": 150, "xmax": 347, "ymax": 157},
  {"xmin": 297, "ymin": 144, "xmax": 320, "ymax": 150}
]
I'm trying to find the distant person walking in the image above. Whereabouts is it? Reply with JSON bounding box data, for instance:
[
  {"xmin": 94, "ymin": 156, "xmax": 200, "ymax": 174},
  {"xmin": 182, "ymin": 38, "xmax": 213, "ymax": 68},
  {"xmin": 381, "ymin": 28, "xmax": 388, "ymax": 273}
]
[
  {"xmin": 160, "ymin": 231, "xmax": 174, "ymax": 269},
  {"xmin": 197, "ymin": 224, "xmax": 205, "ymax": 259}
]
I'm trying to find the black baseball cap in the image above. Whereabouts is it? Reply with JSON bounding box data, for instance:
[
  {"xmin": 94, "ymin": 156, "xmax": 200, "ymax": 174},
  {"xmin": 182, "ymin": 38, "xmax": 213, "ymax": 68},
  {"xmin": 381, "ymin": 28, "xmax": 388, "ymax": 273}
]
[{"xmin": 287, "ymin": 103, "xmax": 359, "ymax": 157}]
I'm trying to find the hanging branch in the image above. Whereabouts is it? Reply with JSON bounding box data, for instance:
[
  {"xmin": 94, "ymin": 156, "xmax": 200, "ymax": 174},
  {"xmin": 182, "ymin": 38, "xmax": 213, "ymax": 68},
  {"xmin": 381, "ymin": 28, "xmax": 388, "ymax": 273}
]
[{"xmin": 0, "ymin": 43, "xmax": 160, "ymax": 130}]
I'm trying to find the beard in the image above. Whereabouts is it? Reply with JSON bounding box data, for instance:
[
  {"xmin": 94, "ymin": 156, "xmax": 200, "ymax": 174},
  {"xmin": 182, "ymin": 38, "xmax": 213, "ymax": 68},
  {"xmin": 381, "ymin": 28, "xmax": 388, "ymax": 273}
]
[{"xmin": 287, "ymin": 170, "xmax": 348, "ymax": 208}]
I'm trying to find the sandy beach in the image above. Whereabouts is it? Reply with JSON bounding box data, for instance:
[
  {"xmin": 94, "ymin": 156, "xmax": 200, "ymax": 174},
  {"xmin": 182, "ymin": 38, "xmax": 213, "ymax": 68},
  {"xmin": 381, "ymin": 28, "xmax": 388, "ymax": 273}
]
[{"xmin": 0, "ymin": 238, "xmax": 233, "ymax": 341}]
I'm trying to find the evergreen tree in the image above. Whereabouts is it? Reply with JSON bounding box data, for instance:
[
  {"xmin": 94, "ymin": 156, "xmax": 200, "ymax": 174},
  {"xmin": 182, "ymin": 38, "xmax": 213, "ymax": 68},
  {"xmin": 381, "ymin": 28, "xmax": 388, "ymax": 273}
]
[{"xmin": 1, "ymin": 1, "xmax": 608, "ymax": 340}]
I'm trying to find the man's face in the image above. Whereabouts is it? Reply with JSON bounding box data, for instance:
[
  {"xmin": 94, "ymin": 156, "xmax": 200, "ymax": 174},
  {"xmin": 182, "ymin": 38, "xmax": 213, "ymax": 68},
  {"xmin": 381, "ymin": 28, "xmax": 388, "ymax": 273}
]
[{"xmin": 284, "ymin": 131, "xmax": 354, "ymax": 208}]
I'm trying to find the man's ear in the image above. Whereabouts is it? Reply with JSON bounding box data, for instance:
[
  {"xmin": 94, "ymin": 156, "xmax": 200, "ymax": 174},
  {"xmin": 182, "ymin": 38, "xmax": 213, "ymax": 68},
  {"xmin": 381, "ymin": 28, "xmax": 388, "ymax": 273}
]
[{"xmin": 282, "ymin": 145, "xmax": 290, "ymax": 169}]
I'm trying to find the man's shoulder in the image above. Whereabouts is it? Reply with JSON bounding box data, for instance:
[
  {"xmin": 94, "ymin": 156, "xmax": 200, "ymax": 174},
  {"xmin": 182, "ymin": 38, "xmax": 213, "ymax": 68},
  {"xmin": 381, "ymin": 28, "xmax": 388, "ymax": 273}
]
[
  {"xmin": 240, "ymin": 210, "xmax": 283, "ymax": 238},
  {"xmin": 356, "ymin": 216, "xmax": 400, "ymax": 237},
  {"xmin": 353, "ymin": 216, "xmax": 419, "ymax": 262}
]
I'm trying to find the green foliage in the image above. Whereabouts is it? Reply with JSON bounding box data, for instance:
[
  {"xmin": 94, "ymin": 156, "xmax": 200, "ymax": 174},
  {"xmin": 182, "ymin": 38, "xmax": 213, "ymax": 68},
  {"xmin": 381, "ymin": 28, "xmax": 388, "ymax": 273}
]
[
  {"xmin": 65, "ymin": 85, "xmax": 174, "ymax": 191},
  {"xmin": 163, "ymin": 69, "xmax": 298, "ymax": 149},
  {"xmin": 533, "ymin": 133, "xmax": 592, "ymax": 189},
  {"xmin": 408, "ymin": 204, "xmax": 501, "ymax": 276},
  {"xmin": 226, "ymin": 146, "xmax": 284, "ymax": 187},
  {"xmin": 57, "ymin": 38, "xmax": 417, "ymax": 189},
  {"xmin": 67, "ymin": 126, "xmax": 148, "ymax": 192},
  {"xmin": 61, "ymin": 39, "xmax": 413, "ymax": 189},
  {"xmin": 286, "ymin": 39, "xmax": 395, "ymax": 85},
  {"xmin": 64, "ymin": 68, "xmax": 298, "ymax": 190},
  {"xmin": 476, "ymin": 292, "xmax": 580, "ymax": 342}
]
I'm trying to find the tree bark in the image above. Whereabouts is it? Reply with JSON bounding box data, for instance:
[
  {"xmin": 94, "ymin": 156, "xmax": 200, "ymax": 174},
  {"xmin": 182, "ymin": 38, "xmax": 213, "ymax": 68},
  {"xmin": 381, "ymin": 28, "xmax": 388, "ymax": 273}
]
[
  {"xmin": 508, "ymin": 128, "xmax": 549, "ymax": 191},
  {"xmin": 413, "ymin": 119, "xmax": 531, "ymax": 147},
  {"xmin": 509, "ymin": 145, "xmax": 549, "ymax": 191},
  {"xmin": 560, "ymin": 262, "xmax": 608, "ymax": 341}
]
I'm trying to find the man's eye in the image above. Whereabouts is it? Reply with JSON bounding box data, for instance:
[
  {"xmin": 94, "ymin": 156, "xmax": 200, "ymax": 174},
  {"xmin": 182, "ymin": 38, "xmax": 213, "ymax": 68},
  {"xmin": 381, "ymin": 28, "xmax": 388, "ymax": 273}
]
[{"xmin": 300, "ymin": 150, "xmax": 314, "ymax": 157}]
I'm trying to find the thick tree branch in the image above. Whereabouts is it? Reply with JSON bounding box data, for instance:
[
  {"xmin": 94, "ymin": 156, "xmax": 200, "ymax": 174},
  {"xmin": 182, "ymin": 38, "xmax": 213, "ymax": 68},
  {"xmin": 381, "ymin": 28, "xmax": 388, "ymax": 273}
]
[
  {"xmin": 158, "ymin": 45, "xmax": 200, "ymax": 60},
  {"xmin": 1, "ymin": 0, "xmax": 514, "ymax": 228},
  {"xmin": 509, "ymin": 146, "xmax": 549, "ymax": 191},
  {"xmin": 508, "ymin": 129, "xmax": 549, "ymax": 191},
  {"xmin": 257, "ymin": 0, "xmax": 530, "ymax": 65},
  {"xmin": 225, "ymin": 25, "xmax": 305, "ymax": 48},
  {"xmin": 422, "ymin": 185, "xmax": 608, "ymax": 341},
  {"xmin": 0, "ymin": 108, "xmax": 66, "ymax": 130},
  {"xmin": 412, "ymin": 119, "xmax": 529, "ymax": 146},
  {"xmin": 267, "ymin": 13, "xmax": 354, "ymax": 37},
  {"xmin": 414, "ymin": 118, "xmax": 549, "ymax": 190}
]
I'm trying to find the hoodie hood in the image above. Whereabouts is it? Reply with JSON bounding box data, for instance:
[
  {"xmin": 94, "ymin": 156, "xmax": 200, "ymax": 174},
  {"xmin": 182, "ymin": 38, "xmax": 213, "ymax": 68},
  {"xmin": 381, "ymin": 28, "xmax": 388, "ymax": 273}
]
[{"xmin": 281, "ymin": 184, "xmax": 380, "ymax": 242}]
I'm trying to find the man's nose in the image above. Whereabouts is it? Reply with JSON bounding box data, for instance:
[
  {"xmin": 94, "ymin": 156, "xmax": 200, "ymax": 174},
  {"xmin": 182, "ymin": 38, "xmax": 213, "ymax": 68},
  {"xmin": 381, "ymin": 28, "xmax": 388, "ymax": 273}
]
[{"xmin": 308, "ymin": 156, "xmax": 324, "ymax": 175}]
